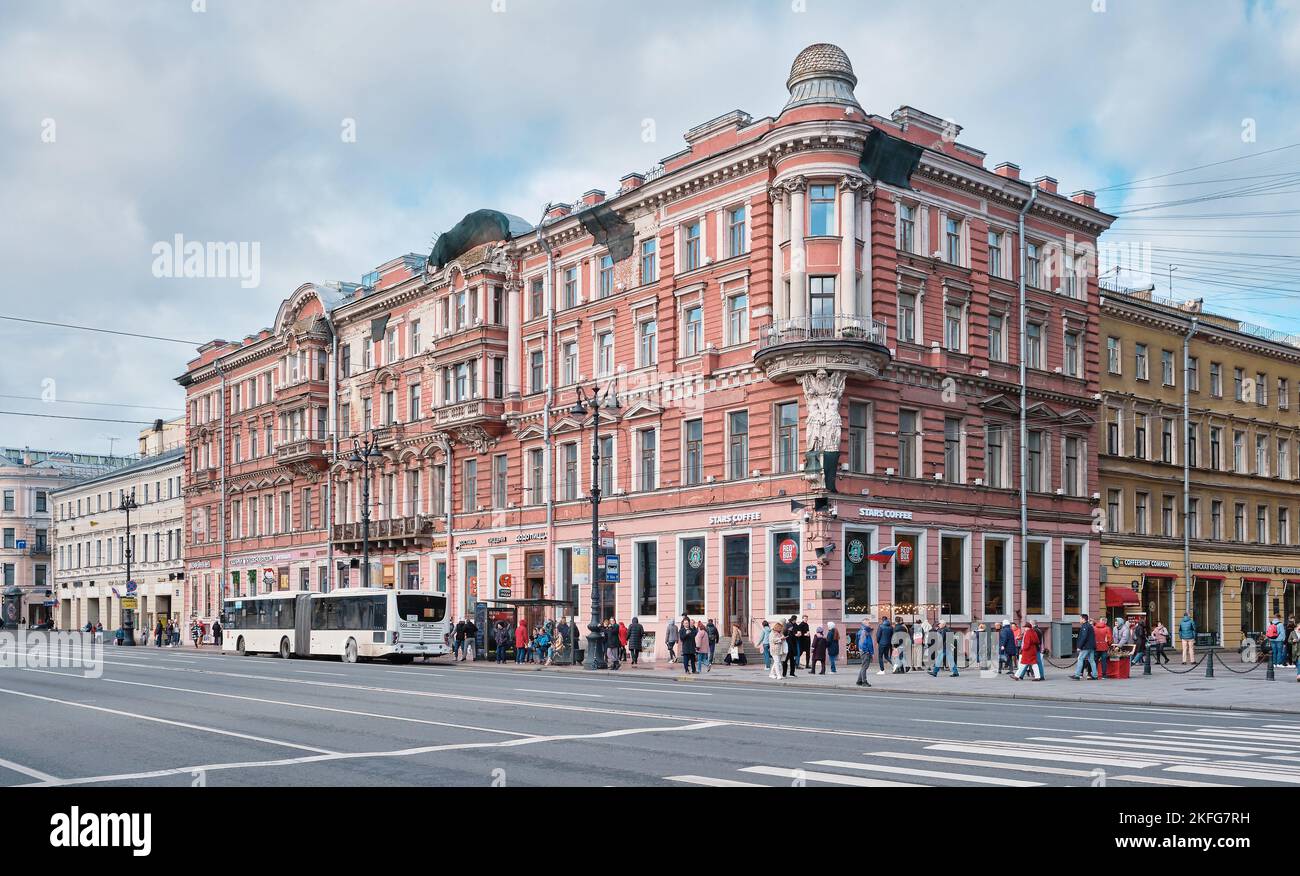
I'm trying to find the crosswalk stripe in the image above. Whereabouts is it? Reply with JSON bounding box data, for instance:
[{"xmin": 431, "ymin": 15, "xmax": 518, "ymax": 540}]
[
  {"xmin": 665, "ymin": 775, "xmax": 767, "ymax": 787},
  {"xmin": 1006, "ymin": 739, "xmax": 1210, "ymax": 764},
  {"xmin": 1164, "ymin": 764, "xmax": 1300, "ymax": 784},
  {"xmin": 1110, "ymin": 774, "xmax": 1237, "ymax": 787},
  {"xmin": 1166, "ymin": 729, "xmax": 1300, "ymax": 743},
  {"xmin": 739, "ymin": 766, "xmax": 920, "ymax": 787},
  {"xmin": 1265, "ymin": 755, "xmax": 1300, "ymax": 763},
  {"xmin": 811, "ymin": 759, "xmax": 1042, "ymax": 787},
  {"xmin": 1113, "ymin": 733, "xmax": 1293, "ymax": 754},
  {"xmin": 1063, "ymin": 735, "xmax": 1272, "ymax": 757},
  {"xmin": 864, "ymin": 751, "xmax": 1098, "ymax": 779},
  {"xmin": 928, "ymin": 744, "xmax": 1159, "ymax": 768},
  {"xmin": 1263, "ymin": 725, "xmax": 1300, "ymax": 731}
]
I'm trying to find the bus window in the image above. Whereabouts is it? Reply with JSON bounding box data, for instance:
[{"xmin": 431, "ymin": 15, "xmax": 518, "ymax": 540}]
[{"xmin": 396, "ymin": 594, "xmax": 447, "ymax": 623}]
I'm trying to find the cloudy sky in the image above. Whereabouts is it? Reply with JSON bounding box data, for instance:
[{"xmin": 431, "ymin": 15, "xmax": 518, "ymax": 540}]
[{"xmin": 2, "ymin": 0, "xmax": 1298, "ymax": 455}]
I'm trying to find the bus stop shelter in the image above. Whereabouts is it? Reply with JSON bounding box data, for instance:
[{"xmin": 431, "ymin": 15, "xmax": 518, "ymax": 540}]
[{"xmin": 474, "ymin": 598, "xmax": 580, "ymax": 663}]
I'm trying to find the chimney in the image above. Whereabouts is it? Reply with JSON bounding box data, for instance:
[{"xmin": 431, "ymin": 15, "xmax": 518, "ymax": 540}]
[
  {"xmin": 994, "ymin": 162, "xmax": 1020, "ymax": 180},
  {"xmin": 1034, "ymin": 175, "xmax": 1058, "ymax": 194},
  {"xmin": 1071, "ymin": 189, "xmax": 1096, "ymax": 208},
  {"xmin": 619, "ymin": 172, "xmax": 645, "ymax": 192},
  {"xmin": 544, "ymin": 202, "xmax": 571, "ymax": 222},
  {"xmin": 580, "ymin": 189, "xmax": 606, "ymax": 207}
]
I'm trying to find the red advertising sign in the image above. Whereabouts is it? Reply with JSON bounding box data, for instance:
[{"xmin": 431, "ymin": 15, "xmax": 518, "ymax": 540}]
[
  {"xmin": 779, "ymin": 538, "xmax": 798, "ymax": 564},
  {"xmin": 897, "ymin": 542, "xmax": 913, "ymax": 566}
]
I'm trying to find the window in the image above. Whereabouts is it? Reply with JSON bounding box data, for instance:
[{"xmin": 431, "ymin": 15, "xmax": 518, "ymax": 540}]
[
  {"xmin": 1064, "ymin": 436, "xmax": 1082, "ymax": 496},
  {"xmin": 1188, "ymin": 497, "xmax": 1200, "ymax": 538},
  {"xmin": 529, "ymin": 350, "xmax": 544, "ymax": 394},
  {"xmin": 405, "ymin": 472, "xmax": 418, "ymax": 518},
  {"xmin": 363, "ymin": 338, "xmax": 373, "ymax": 370},
  {"xmin": 1211, "ymin": 500, "xmax": 1223, "ymax": 540},
  {"xmin": 490, "ymin": 287, "xmax": 504, "ymax": 325},
  {"xmin": 363, "ymin": 397, "xmax": 373, "ymax": 431},
  {"xmin": 636, "ymin": 541, "xmax": 657, "ymax": 617},
  {"xmin": 943, "ymin": 417, "xmax": 962, "ymax": 483},
  {"xmin": 492, "ymin": 455, "xmax": 508, "ymax": 509},
  {"xmin": 1106, "ymin": 408, "xmax": 1121, "ymax": 455},
  {"xmin": 983, "ymin": 537, "xmax": 1007, "ymax": 617},
  {"xmin": 384, "ymin": 389, "xmax": 396, "ymax": 425},
  {"xmin": 1161, "ymin": 418, "xmax": 1174, "ymax": 463},
  {"xmin": 431, "ymin": 465, "xmax": 445, "ymax": 516},
  {"xmin": 1134, "ymin": 413, "xmax": 1148, "ymax": 460},
  {"xmin": 897, "ymin": 203, "xmax": 916, "ymax": 253},
  {"xmin": 1161, "ymin": 350, "xmax": 1175, "ymax": 386},
  {"xmin": 897, "ymin": 409, "xmax": 919, "ymax": 478},
  {"xmin": 893, "ymin": 533, "xmax": 920, "ymax": 605},
  {"xmin": 943, "ymin": 302, "xmax": 963, "ymax": 352},
  {"xmin": 1162, "ymin": 494, "xmax": 1175, "ymax": 537},
  {"xmin": 1210, "ymin": 427, "xmax": 1222, "ymax": 471},
  {"xmin": 683, "ymin": 306, "xmax": 703, "ymax": 357},
  {"xmin": 529, "ymin": 278, "xmax": 544, "ymax": 319},
  {"xmin": 562, "ymin": 443, "xmax": 578, "ymax": 500},
  {"xmin": 684, "ymin": 419, "xmax": 704, "ymax": 485},
  {"xmin": 1210, "ymin": 362, "xmax": 1222, "ymax": 397},
  {"xmin": 1234, "ymin": 502, "xmax": 1246, "ymax": 541},
  {"xmin": 728, "ymin": 410, "xmax": 749, "ymax": 480},
  {"xmin": 527, "ymin": 448, "xmax": 544, "ymax": 505},
  {"xmin": 1257, "ymin": 505, "xmax": 1269, "ymax": 544},
  {"xmin": 1063, "ymin": 542, "xmax": 1083, "ymax": 616},
  {"xmin": 945, "ymin": 217, "xmax": 963, "ymax": 265},
  {"xmin": 454, "ymin": 290, "xmax": 468, "ymax": 328},
  {"xmin": 1233, "ymin": 430, "xmax": 1245, "ymax": 472},
  {"xmin": 598, "ymin": 255, "xmax": 614, "ymax": 298},
  {"xmin": 638, "ymin": 318, "xmax": 657, "ymax": 367},
  {"xmin": 897, "ymin": 292, "xmax": 917, "ymax": 343},
  {"xmin": 849, "ymin": 402, "xmax": 872, "ymax": 474},
  {"xmin": 1135, "ymin": 492, "xmax": 1149, "ymax": 535},
  {"xmin": 640, "ymin": 238, "xmax": 658, "ymax": 284},
  {"xmin": 1135, "ymin": 343, "xmax": 1149, "ymax": 380},
  {"xmin": 598, "ymin": 436, "xmax": 613, "ymax": 497},
  {"xmin": 986, "ymin": 424, "xmax": 1007, "ymax": 488},
  {"xmin": 563, "ymin": 267, "xmax": 578, "ymax": 309},
  {"xmin": 1064, "ymin": 330, "xmax": 1080, "ymax": 377},
  {"xmin": 940, "ymin": 535, "xmax": 965, "ymax": 616},
  {"xmin": 683, "ymin": 221, "xmax": 702, "ymax": 271},
  {"xmin": 726, "ymin": 293, "xmax": 749, "ymax": 345},
  {"xmin": 1256, "ymin": 372, "xmax": 1268, "ymax": 406},
  {"xmin": 597, "ymin": 331, "xmax": 614, "ymax": 376},
  {"xmin": 777, "ymin": 403, "xmax": 799, "ymax": 473},
  {"xmin": 1188, "ymin": 422, "xmax": 1199, "ymax": 467},
  {"xmin": 728, "ymin": 205, "xmax": 747, "ymax": 256},
  {"xmin": 463, "ymin": 459, "xmax": 477, "ymax": 511},
  {"xmin": 638, "ymin": 428, "xmax": 657, "ymax": 491},
  {"xmin": 809, "ymin": 277, "xmax": 835, "ymax": 332},
  {"xmin": 35, "ymin": 491, "xmax": 46, "ymax": 513},
  {"xmin": 771, "ymin": 531, "xmax": 801, "ymax": 615},
  {"xmin": 682, "ymin": 537, "xmax": 705, "ymax": 616},
  {"xmin": 1234, "ymin": 367, "xmax": 1245, "ymax": 402},
  {"xmin": 562, "ymin": 342, "xmax": 578, "ymax": 385},
  {"xmin": 385, "ymin": 328, "xmax": 396, "ymax": 364},
  {"xmin": 492, "ymin": 358, "xmax": 504, "ymax": 400},
  {"xmin": 1256, "ymin": 433, "xmax": 1269, "ymax": 476},
  {"xmin": 1280, "ymin": 507, "xmax": 1291, "ymax": 545},
  {"xmin": 1280, "ymin": 377, "xmax": 1290, "ymax": 410},
  {"xmin": 987, "ymin": 230, "xmax": 1003, "ymax": 278},
  {"xmin": 988, "ymin": 313, "xmax": 1006, "ymax": 362},
  {"xmin": 1106, "ymin": 337, "xmax": 1120, "ymax": 374},
  {"xmin": 1280, "ymin": 438, "xmax": 1292, "ymax": 479},
  {"xmin": 809, "ymin": 184, "xmax": 836, "ymax": 236},
  {"xmin": 1026, "ymin": 323, "xmax": 1042, "ymax": 369},
  {"xmin": 1107, "ymin": 489, "xmax": 1121, "ymax": 533},
  {"xmin": 1026, "ymin": 243, "xmax": 1041, "ymax": 287}
]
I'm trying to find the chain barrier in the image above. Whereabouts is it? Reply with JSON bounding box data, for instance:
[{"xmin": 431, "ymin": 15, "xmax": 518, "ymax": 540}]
[
  {"xmin": 1208, "ymin": 651, "xmax": 1267, "ymax": 675},
  {"xmin": 1154, "ymin": 654, "xmax": 1206, "ymax": 674}
]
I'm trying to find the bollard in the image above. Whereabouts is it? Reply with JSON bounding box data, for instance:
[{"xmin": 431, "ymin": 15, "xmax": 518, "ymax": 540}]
[
  {"xmin": 1267, "ymin": 657, "xmax": 1275, "ymax": 681},
  {"xmin": 1143, "ymin": 643, "xmax": 1152, "ymax": 675},
  {"xmin": 1205, "ymin": 649, "xmax": 1214, "ymax": 677}
]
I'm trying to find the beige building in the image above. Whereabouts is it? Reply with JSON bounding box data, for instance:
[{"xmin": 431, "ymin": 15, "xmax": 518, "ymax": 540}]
[
  {"xmin": 1, "ymin": 447, "xmax": 129, "ymax": 626},
  {"xmin": 1101, "ymin": 288, "xmax": 1300, "ymax": 648},
  {"xmin": 51, "ymin": 419, "xmax": 186, "ymax": 635}
]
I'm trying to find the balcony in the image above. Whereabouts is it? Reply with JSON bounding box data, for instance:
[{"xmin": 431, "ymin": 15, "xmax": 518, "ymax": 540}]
[
  {"xmin": 275, "ymin": 376, "xmax": 329, "ymax": 405},
  {"xmin": 332, "ymin": 515, "xmax": 438, "ymax": 552},
  {"xmin": 28, "ymin": 545, "xmax": 50, "ymax": 558},
  {"xmin": 754, "ymin": 314, "xmax": 891, "ymax": 383},
  {"xmin": 275, "ymin": 437, "xmax": 328, "ymax": 469},
  {"xmin": 432, "ymin": 398, "xmax": 505, "ymax": 429}
]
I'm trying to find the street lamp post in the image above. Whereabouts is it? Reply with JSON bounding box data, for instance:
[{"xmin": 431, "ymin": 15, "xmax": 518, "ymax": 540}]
[
  {"xmin": 571, "ymin": 382, "xmax": 619, "ymax": 670},
  {"xmin": 350, "ymin": 433, "xmax": 382, "ymax": 588},
  {"xmin": 119, "ymin": 490, "xmax": 139, "ymax": 645}
]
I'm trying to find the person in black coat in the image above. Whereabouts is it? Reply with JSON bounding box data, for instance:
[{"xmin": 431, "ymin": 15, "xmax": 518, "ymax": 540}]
[
  {"xmin": 705, "ymin": 620, "xmax": 719, "ymax": 661},
  {"xmin": 998, "ymin": 619, "xmax": 1017, "ymax": 674},
  {"xmin": 627, "ymin": 617, "xmax": 645, "ymax": 665},
  {"xmin": 1070, "ymin": 614, "xmax": 1098, "ymax": 680},
  {"xmin": 678, "ymin": 616, "xmax": 697, "ymax": 673},
  {"xmin": 875, "ymin": 617, "xmax": 893, "ymax": 674}
]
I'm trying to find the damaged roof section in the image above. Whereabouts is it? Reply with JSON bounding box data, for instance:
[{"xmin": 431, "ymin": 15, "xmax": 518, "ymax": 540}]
[{"xmin": 428, "ymin": 209, "xmax": 534, "ymax": 271}]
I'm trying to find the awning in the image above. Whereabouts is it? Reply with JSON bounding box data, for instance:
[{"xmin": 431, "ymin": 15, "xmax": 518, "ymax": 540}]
[
  {"xmin": 1242, "ymin": 576, "xmax": 1271, "ymax": 584},
  {"xmin": 1193, "ymin": 574, "xmax": 1226, "ymax": 581},
  {"xmin": 1142, "ymin": 572, "xmax": 1177, "ymax": 580},
  {"xmin": 1105, "ymin": 588, "xmax": 1142, "ymax": 607}
]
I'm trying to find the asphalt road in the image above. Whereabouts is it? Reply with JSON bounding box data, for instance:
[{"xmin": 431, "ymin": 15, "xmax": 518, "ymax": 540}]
[{"xmin": 3, "ymin": 644, "xmax": 1299, "ymax": 787}]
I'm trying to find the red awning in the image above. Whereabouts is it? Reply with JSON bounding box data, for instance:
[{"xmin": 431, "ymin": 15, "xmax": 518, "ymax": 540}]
[
  {"xmin": 1242, "ymin": 576, "xmax": 1271, "ymax": 583},
  {"xmin": 1143, "ymin": 572, "xmax": 1177, "ymax": 581},
  {"xmin": 1105, "ymin": 588, "xmax": 1142, "ymax": 607},
  {"xmin": 1194, "ymin": 574, "xmax": 1226, "ymax": 581}
]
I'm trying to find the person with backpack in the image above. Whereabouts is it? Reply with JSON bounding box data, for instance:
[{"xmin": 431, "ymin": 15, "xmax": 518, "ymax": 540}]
[
  {"xmin": 855, "ymin": 621, "xmax": 874, "ymax": 687},
  {"xmin": 1178, "ymin": 612, "xmax": 1197, "ymax": 664},
  {"xmin": 705, "ymin": 619, "xmax": 719, "ymax": 663},
  {"xmin": 875, "ymin": 616, "xmax": 893, "ymax": 675},
  {"xmin": 1267, "ymin": 616, "xmax": 1284, "ymax": 666}
]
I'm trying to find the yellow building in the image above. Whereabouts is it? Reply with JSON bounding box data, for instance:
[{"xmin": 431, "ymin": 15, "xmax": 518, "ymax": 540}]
[{"xmin": 1100, "ymin": 288, "xmax": 1300, "ymax": 648}]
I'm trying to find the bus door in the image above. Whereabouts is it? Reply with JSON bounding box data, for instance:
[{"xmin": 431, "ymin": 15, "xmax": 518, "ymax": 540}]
[{"xmin": 293, "ymin": 593, "xmax": 313, "ymax": 656}]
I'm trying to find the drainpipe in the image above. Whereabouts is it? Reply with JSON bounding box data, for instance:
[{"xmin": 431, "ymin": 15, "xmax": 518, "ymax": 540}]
[
  {"xmin": 1183, "ymin": 316, "xmax": 1198, "ymax": 616},
  {"xmin": 322, "ymin": 309, "xmax": 338, "ymax": 592},
  {"xmin": 536, "ymin": 211, "xmax": 558, "ymax": 607},
  {"xmin": 1017, "ymin": 187, "xmax": 1036, "ymax": 622}
]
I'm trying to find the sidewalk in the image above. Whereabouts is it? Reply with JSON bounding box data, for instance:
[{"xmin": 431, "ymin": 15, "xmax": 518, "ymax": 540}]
[{"xmin": 462, "ymin": 653, "xmax": 1300, "ymax": 715}]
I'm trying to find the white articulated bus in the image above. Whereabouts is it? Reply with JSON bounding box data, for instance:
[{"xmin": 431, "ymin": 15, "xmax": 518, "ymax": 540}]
[{"xmin": 221, "ymin": 588, "xmax": 451, "ymax": 663}]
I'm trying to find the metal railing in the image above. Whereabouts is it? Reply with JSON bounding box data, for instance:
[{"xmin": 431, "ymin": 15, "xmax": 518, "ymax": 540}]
[{"xmin": 758, "ymin": 314, "xmax": 888, "ymax": 351}]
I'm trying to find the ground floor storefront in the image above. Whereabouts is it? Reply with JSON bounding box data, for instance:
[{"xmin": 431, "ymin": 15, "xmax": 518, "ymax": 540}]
[
  {"xmin": 1101, "ymin": 541, "xmax": 1300, "ymax": 649},
  {"xmin": 61, "ymin": 578, "xmax": 187, "ymax": 639}
]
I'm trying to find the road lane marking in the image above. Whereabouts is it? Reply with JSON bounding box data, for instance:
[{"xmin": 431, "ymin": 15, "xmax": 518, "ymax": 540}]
[
  {"xmin": 665, "ymin": 775, "xmax": 767, "ymax": 787},
  {"xmin": 616, "ymin": 687, "xmax": 712, "ymax": 696},
  {"xmin": 514, "ymin": 688, "xmax": 604, "ymax": 698},
  {"xmin": 294, "ymin": 670, "xmax": 352, "ymax": 677},
  {"xmin": 0, "ymin": 685, "xmax": 336, "ymax": 755},
  {"xmin": 26, "ymin": 720, "xmax": 727, "ymax": 788},
  {"xmin": 0, "ymin": 756, "xmax": 59, "ymax": 783},
  {"xmin": 811, "ymin": 759, "xmax": 1041, "ymax": 787},
  {"xmin": 739, "ymin": 766, "xmax": 920, "ymax": 787}
]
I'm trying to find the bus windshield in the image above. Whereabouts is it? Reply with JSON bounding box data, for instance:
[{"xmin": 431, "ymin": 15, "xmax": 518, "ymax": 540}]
[{"xmin": 396, "ymin": 594, "xmax": 447, "ymax": 623}]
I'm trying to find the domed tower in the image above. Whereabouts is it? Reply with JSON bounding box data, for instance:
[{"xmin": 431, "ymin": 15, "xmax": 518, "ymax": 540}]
[{"xmin": 783, "ymin": 43, "xmax": 863, "ymax": 113}]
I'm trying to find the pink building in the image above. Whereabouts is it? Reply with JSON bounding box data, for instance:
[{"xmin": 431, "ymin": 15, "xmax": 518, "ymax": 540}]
[{"xmin": 180, "ymin": 44, "xmax": 1113, "ymax": 660}]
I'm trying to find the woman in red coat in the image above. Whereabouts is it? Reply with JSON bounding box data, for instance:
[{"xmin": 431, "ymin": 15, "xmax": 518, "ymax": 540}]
[{"xmin": 1013, "ymin": 622, "xmax": 1042, "ymax": 680}]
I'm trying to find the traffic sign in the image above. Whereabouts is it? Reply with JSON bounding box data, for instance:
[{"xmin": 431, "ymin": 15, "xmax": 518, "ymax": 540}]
[
  {"xmin": 604, "ymin": 555, "xmax": 621, "ymax": 583},
  {"xmin": 121, "ymin": 596, "xmax": 138, "ymax": 610},
  {"xmin": 805, "ymin": 564, "xmax": 818, "ymax": 580},
  {"xmin": 126, "ymin": 580, "xmax": 138, "ymax": 594},
  {"xmin": 15, "ymin": 539, "xmax": 26, "ymax": 550}
]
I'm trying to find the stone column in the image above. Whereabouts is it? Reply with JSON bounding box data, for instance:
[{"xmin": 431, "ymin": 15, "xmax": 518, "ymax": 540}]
[
  {"xmin": 506, "ymin": 279, "xmax": 521, "ymax": 398},
  {"xmin": 837, "ymin": 177, "xmax": 862, "ymax": 318},
  {"xmin": 862, "ymin": 184, "xmax": 875, "ymax": 319},
  {"xmin": 788, "ymin": 176, "xmax": 807, "ymax": 320},
  {"xmin": 769, "ymin": 186, "xmax": 786, "ymax": 321}
]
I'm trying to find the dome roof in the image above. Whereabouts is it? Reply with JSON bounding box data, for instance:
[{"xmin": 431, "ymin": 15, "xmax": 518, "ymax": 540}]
[{"xmin": 783, "ymin": 43, "xmax": 862, "ymax": 113}]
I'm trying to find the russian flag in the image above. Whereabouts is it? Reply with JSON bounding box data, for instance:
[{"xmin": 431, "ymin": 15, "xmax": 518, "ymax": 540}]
[
  {"xmin": 868, "ymin": 544, "xmax": 899, "ymax": 564},
  {"xmin": 111, "ymin": 587, "xmax": 121, "ymax": 597}
]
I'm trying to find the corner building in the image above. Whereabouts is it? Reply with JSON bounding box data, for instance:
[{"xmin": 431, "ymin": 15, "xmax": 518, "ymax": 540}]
[{"xmin": 181, "ymin": 44, "xmax": 1114, "ymax": 659}]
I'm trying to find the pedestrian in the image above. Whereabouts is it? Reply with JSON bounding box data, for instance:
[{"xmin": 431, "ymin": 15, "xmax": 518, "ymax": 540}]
[
  {"xmin": 1070, "ymin": 613, "xmax": 1097, "ymax": 680},
  {"xmin": 1178, "ymin": 611, "xmax": 1197, "ymax": 664},
  {"xmin": 618, "ymin": 619, "xmax": 629, "ymax": 662},
  {"xmin": 875, "ymin": 615, "xmax": 893, "ymax": 675},
  {"xmin": 725, "ymin": 624, "xmax": 745, "ymax": 665},
  {"xmin": 464, "ymin": 617, "xmax": 478, "ymax": 661},
  {"xmin": 1094, "ymin": 616, "xmax": 1112, "ymax": 679},
  {"xmin": 826, "ymin": 621, "xmax": 840, "ymax": 673},
  {"xmin": 695, "ymin": 621, "xmax": 711, "ymax": 673},
  {"xmin": 453, "ymin": 618, "xmax": 466, "ymax": 660},
  {"xmin": 891, "ymin": 617, "xmax": 908, "ymax": 673},
  {"xmin": 191, "ymin": 619, "xmax": 201, "ymax": 649},
  {"xmin": 514, "ymin": 619, "xmax": 528, "ymax": 664},
  {"xmin": 679, "ymin": 616, "xmax": 697, "ymax": 674},
  {"xmin": 810, "ymin": 626, "xmax": 828, "ymax": 674},
  {"xmin": 1114, "ymin": 616, "xmax": 1131, "ymax": 647},
  {"xmin": 994, "ymin": 620, "xmax": 1009, "ymax": 673},
  {"xmin": 153, "ymin": 620, "xmax": 163, "ymax": 648},
  {"xmin": 1267, "ymin": 616, "xmax": 1285, "ymax": 666},
  {"xmin": 1152, "ymin": 621, "xmax": 1170, "ymax": 665},
  {"xmin": 1286, "ymin": 616, "xmax": 1297, "ymax": 666},
  {"xmin": 784, "ymin": 616, "xmax": 800, "ymax": 678},
  {"xmin": 1288, "ymin": 618, "xmax": 1300, "ymax": 667},
  {"xmin": 605, "ymin": 618, "xmax": 621, "ymax": 669},
  {"xmin": 855, "ymin": 621, "xmax": 874, "ymax": 687},
  {"xmin": 706, "ymin": 618, "xmax": 719, "ymax": 663},
  {"xmin": 928, "ymin": 621, "xmax": 959, "ymax": 677},
  {"xmin": 493, "ymin": 621, "xmax": 508, "ymax": 663},
  {"xmin": 758, "ymin": 620, "xmax": 772, "ymax": 670},
  {"xmin": 1013, "ymin": 621, "xmax": 1042, "ymax": 680},
  {"xmin": 212, "ymin": 618, "xmax": 223, "ymax": 649},
  {"xmin": 798, "ymin": 615, "xmax": 812, "ymax": 668},
  {"xmin": 1131, "ymin": 617, "xmax": 1148, "ymax": 666},
  {"xmin": 768, "ymin": 623, "xmax": 786, "ymax": 680},
  {"xmin": 665, "ymin": 619, "xmax": 679, "ymax": 663},
  {"xmin": 627, "ymin": 616, "xmax": 644, "ymax": 665}
]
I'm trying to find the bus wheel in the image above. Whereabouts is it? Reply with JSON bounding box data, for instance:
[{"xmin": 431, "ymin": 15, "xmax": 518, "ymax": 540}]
[
  {"xmin": 236, "ymin": 637, "xmax": 247, "ymax": 656},
  {"xmin": 279, "ymin": 637, "xmax": 291, "ymax": 659},
  {"xmin": 343, "ymin": 638, "xmax": 358, "ymax": 664}
]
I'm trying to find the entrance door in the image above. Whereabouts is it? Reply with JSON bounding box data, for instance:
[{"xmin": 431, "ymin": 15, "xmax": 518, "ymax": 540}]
[{"xmin": 723, "ymin": 534, "xmax": 749, "ymax": 637}]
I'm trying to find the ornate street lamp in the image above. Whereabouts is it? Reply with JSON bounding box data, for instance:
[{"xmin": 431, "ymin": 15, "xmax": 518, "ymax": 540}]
[
  {"xmin": 571, "ymin": 382, "xmax": 620, "ymax": 670},
  {"xmin": 349, "ymin": 433, "xmax": 383, "ymax": 588},
  {"xmin": 118, "ymin": 490, "xmax": 139, "ymax": 645}
]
